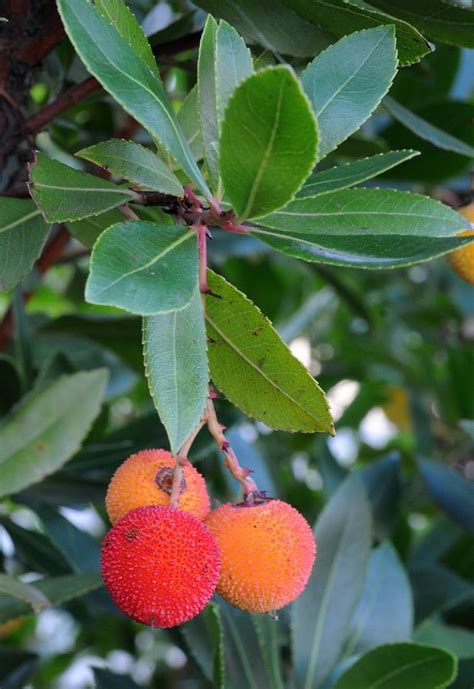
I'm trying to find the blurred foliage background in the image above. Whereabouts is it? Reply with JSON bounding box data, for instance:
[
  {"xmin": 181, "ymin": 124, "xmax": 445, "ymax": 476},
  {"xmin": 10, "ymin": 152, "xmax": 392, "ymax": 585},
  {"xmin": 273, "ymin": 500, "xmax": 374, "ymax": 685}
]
[{"xmin": 0, "ymin": 1, "xmax": 473, "ymax": 688}]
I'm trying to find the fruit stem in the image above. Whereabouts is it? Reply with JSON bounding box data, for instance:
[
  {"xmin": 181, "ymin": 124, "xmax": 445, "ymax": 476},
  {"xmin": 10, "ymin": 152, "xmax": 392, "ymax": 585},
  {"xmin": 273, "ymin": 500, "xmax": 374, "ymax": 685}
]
[
  {"xmin": 205, "ymin": 397, "xmax": 259, "ymax": 498},
  {"xmin": 169, "ymin": 416, "xmax": 208, "ymax": 509}
]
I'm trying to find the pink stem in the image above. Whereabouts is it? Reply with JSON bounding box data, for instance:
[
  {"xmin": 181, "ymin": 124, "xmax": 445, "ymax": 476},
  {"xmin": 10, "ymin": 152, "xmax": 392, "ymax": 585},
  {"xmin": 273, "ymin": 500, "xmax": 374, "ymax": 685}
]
[{"xmin": 196, "ymin": 224, "xmax": 208, "ymax": 293}]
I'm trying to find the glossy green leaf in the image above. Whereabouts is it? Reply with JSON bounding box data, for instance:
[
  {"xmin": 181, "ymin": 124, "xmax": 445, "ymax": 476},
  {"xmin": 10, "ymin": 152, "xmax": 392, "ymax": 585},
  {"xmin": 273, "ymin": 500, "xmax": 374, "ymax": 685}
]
[
  {"xmin": 77, "ymin": 140, "xmax": 184, "ymax": 195},
  {"xmin": 252, "ymin": 614, "xmax": 284, "ymax": 689},
  {"xmin": 409, "ymin": 565, "xmax": 474, "ymax": 623},
  {"xmin": 0, "ymin": 369, "xmax": 108, "ymax": 499},
  {"xmin": 253, "ymin": 229, "xmax": 474, "ymax": 270},
  {"xmin": 94, "ymin": 0, "xmax": 158, "ymax": 75},
  {"xmin": 301, "ymin": 27, "xmax": 397, "ymax": 159},
  {"xmin": 193, "ymin": 0, "xmax": 333, "ymax": 57},
  {"xmin": 218, "ymin": 599, "xmax": 274, "ymax": 689},
  {"xmin": 292, "ymin": 477, "xmax": 372, "ymax": 689},
  {"xmin": 94, "ymin": 668, "xmax": 145, "ymax": 689},
  {"xmin": 333, "ymin": 643, "xmax": 457, "ymax": 689},
  {"xmin": 0, "ymin": 572, "xmax": 103, "ymax": 624},
  {"xmin": 0, "ymin": 575, "xmax": 49, "ymax": 613},
  {"xmin": 143, "ymin": 285, "xmax": 208, "ymax": 454},
  {"xmin": 345, "ymin": 543, "xmax": 413, "ymax": 655},
  {"xmin": 418, "ymin": 459, "xmax": 474, "ymax": 535},
  {"xmin": 57, "ymin": 0, "xmax": 210, "ymax": 197},
  {"xmin": 0, "ymin": 198, "xmax": 50, "ymax": 292},
  {"xmin": 198, "ymin": 16, "xmax": 253, "ymax": 188},
  {"xmin": 384, "ymin": 97, "xmax": 474, "ymax": 158},
  {"xmin": 415, "ymin": 621, "xmax": 474, "ymax": 660},
  {"xmin": 29, "ymin": 153, "xmax": 133, "ymax": 223},
  {"xmin": 68, "ymin": 209, "xmax": 124, "ymax": 248},
  {"xmin": 36, "ymin": 505, "xmax": 100, "ymax": 573},
  {"xmin": 205, "ymin": 270, "xmax": 333, "ymax": 434},
  {"xmin": 280, "ymin": 0, "xmax": 431, "ymax": 65},
  {"xmin": 220, "ymin": 66, "xmax": 317, "ymax": 220},
  {"xmin": 369, "ymin": 0, "xmax": 474, "ymax": 48},
  {"xmin": 181, "ymin": 603, "xmax": 225, "ymax": 688},
  {"xmin": 299, "ymin": 150, "xmax": 420, "ymax": 197},
  {"xmin": 0, "ymin": 518, "xmax": 70, "ymax": 575},
  {"xmin": 177, "ymin": 86, "xmax": 204, "ymax": 161},
  {"xmin": 252, "ymin": 188, "xmax": 472, "ymax": 269},
  {"xmin": 86, "ymin": 222, "xmax": 198, "ymax": 315},
  {"xmin": 358, "ymin": 453, "xmax": 402, "ymax": 539}
]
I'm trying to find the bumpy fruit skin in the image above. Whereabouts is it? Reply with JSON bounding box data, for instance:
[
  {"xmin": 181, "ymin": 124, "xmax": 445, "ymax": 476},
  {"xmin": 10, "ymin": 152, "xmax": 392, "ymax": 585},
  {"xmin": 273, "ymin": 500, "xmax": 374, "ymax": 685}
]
[
  {"xmin": 101, "ymin": 505, "xmax": 220, "ymax": 627},
  {"xmin": 205, "ymin": 499, "xmax": 316, "ymax": 613},
  {"xmin": 106, "ymin": 449, "xmax": 210, "ymax": 524},
  {"xmin": 448, "ymin": 203, "xmax": 474, "ymax": 285}
]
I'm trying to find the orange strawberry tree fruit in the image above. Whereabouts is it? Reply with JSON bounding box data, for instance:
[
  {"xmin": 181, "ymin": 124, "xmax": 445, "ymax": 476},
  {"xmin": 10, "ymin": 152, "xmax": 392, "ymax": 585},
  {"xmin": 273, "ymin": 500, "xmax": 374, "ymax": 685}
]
[{"xmin": 0, "ymin": 0, "xmax": 473, "ymax": 688}]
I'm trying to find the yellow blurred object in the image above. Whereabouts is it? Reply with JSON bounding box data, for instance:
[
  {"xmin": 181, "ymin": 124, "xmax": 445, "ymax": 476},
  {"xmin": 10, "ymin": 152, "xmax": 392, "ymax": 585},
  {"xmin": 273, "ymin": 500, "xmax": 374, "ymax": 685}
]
[
  {"xmin": 448, "ymin": 203, "xmax": 474, "ymax": 286},
  {"xmin": 383, "ymin": 386, "xmax": 412, "ymax": 433},
  {"xmin": 0, "ymin": 617, "xmax": 24, "ymax": 638}
]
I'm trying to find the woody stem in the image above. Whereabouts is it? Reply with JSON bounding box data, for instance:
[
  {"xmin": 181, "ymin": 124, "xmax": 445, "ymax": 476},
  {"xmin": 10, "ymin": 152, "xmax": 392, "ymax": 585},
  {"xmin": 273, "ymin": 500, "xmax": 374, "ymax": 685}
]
[
  {"xmin": 205, "ymin": 397, "xmax": 259, "ymax": 498},
  {"xmin": 169, "ymin": 416, "xmax": 208, "ymax": 508}
]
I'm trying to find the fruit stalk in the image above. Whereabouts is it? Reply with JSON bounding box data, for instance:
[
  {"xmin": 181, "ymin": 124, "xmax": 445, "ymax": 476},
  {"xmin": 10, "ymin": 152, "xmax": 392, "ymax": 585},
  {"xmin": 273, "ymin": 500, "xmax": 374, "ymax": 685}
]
[
  {"xmin": 205, "ymin": 397, "xmax": 259, "ymax": 498},
  {"xmin": 169, "ymin": 416, "xmax": 208, "ymax": 508}
]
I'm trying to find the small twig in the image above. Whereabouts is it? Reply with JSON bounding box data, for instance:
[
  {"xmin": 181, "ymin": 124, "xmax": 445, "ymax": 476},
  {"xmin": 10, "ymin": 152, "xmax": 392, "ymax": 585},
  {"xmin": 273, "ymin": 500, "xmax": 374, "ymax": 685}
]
[
  {"xmin": 118, "ymin": 204, "xmax": 139, "ymax": 221},
  {"xmin": 196, "ymin": 224, "xmax": 208, "ymax": 293},
  {"xmin": 205, "ymin": 397, "xmax": 259, "ymax": 498},
  {"xmin": 169, "ymin": 415, "xmax": 208, "ymax": 509}
]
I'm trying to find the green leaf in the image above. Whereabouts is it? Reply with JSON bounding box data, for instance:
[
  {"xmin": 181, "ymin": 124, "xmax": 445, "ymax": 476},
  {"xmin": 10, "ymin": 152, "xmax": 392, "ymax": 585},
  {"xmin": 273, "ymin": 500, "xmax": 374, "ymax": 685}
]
[
  {"xmin": 0, "ymin": 572, "xmax": 103, "ymax": 624},
  {"xmin": 177, "ymin": 86, "xmax": 204, "ymax": 161},
  {"xmin": 29, "ymin": 153, "xmax": 133, "ymax": 223},
  {"xmin": 193, "ymin": 0, "xmax": 333, "ymax": 57},
  {"xmin": 0, "ymin": 518, "xmax": 70, "ymax": 575},
  {"xmin": 77, "ymin": 140, "xmax": 184, "ymax": 196},
  {"xmin": 218, "ymin": 599, "xmax": 275, "ymax": 689},
  {"xmin": 57, "ymin": 0, "xmax": 210, "ymax": 197},
  {"xmin": 143, "ymin": 285, "xmax": 208, "ymax": 454},
  {"xmin": 345, "ymin": 543, "xmax": 413, "ymax": 655},
  {"xmin": 332, "ymin": 643, "xmax": 457, "ymax": 689},
  {"xmin": 220, "ymin": 66, "xmax": 318, "ymax": 220},
  {"xmin": 181, "ymin": 603, "xmax": 225, "ymax": 688},
  {"xmin": 292, "ymin": 477, "xmax": 372, "ymax": 689},
  {"xmin": 252, "ymin": 188, "xmax": 472, "ymax": 269},
  {"xmin": 418, "ymin": 459, "xmax": 474, "ymax": 535},
  {"xmin": 68, "ymin": 209, "xmax": 124, "ymax": 248},
  {"xmin": 36, "ymin": 505, "xmax": 101, "ymax": 573},
  {"xmin": 368, "ymin": 0, "xmax": 474, "ymax": 48},
  {"xmin": 198, "ymin": 16, "xmax": 253, "ymax": 189},
  {"xmin": 415, "ymin": 621, "xmax": 474, "ymax": 660},
  {"xmin": 0, "ymin": 369, "xmax": 108, "ymax": 499},
  {"xmin": 358, "ymin": 453, "xmax": 402, "ymax": 539},
  {"xmin": 299, "ymin": 150, "xmax": 420, "ymax": 197},
  {"xmin": 252, "ymin": 614, "xmax": 284, "ymax": 689},
  {"xmin": 409, "ymin": 565, "xmax": 474, "ymax": 623},
  {"xmin": 94, "ymin": 668, "xmax": 145, "ymax": 689},
  {"xmin": 94, "ymin": 0, "xmax": 159, "ymax": 76},
  {"xmin": 301, "ymin": 26, "xmax": 398, "ymax": 159},
  {"xmin": 384, "ymin": 97, "xmax": 474, "ymax": 158},
  {"xmin": 86, "ymin": 222, "xmax": 198, "ymax": 316},
  {"xmin": 205, "ymin": 270, "xmax": 333, "ymax": 434},
  {"xmin": 0, "ymin": 575, "xmax": 49, "ymax": 613},
  {"xmin": 0, "ymin": 198, "xmax": 50, "ymax": 292},
  {"xmin": 279, "ymin": 0, "xmax": 431, "ymax": 65}
]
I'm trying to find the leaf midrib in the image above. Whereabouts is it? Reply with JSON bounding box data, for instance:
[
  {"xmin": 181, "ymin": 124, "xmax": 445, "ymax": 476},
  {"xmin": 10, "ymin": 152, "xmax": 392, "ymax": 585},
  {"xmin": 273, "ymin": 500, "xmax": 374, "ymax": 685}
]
[
  {"xmin": 93, "ymin": 229, "xmax": 194, "ymax": 297},
  {"xmin": 242, "ymin": 73, "xmax": 286, "ymax": 219},
  {"xmin": 205, "ymin": 312, "xmax": 323, "ymax": 425},
  {"xmin": 366, "ymin": 654, "xmax": 445, "ymax": 689},
  {"xmin": 61, "ymin": 0, "xmax": 205, "ymax": 194},
  {"xmin": 33, "ymin": 182, "xmax": 133, "ymax": 195},
  {"xmin": 1, "ymin": 209, "xmax": 42, "ymax": 234},
  {"xmin": 314, "ymin": 31, "xmax": 388, "ymax": 119}
]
